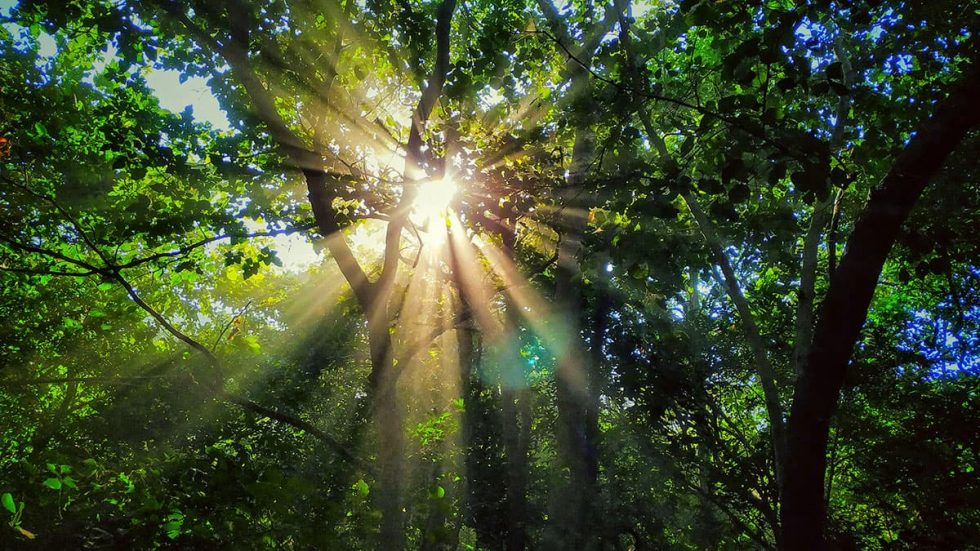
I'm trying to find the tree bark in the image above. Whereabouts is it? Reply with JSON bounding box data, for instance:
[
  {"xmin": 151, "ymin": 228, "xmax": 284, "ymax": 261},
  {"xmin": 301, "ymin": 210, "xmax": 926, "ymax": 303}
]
[
  {"xmin": 780, "ymin": 62, "xmax": 980, "ymax": 550},
  {"xmin": 550, "ymin": 131, "xmax": 598, "ymax": 549},
  {"xmin": 451, "ymin": 300, "xmax": 476, "ymax": 551}
]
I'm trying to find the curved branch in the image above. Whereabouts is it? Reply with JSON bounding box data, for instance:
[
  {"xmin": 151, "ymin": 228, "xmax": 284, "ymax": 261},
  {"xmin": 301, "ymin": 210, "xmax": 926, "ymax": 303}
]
[
  {"xmin": 0, "ymin": 263, "xmax": 100, "ymax": 278},
  {"xmin": 782, "ymin": 59, "xmax": 980, "ymax": 549},
  {"xmin": 226, "ymin": 394, "xmax": 371, "ymax": 472},
  {"xmin": 114, "ymin": 269, "xmax": 365, "ymax": 469},
  {"xmin": 792, "ymin": 37, "xmax": 853, "ymax": 378},
  {"xmin": 11, "ymin": 178, "xmax": 365, "ymax": 471},
  {"xmin": 0, "ymin": 235, "xmax": 104, "ymax": 274}
]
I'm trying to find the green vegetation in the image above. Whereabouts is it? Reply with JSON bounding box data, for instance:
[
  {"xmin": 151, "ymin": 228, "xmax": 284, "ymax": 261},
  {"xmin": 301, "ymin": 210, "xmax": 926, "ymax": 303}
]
[{"xmin": 0, "ymin": 0, "xmax": 977, "ymax": 549}]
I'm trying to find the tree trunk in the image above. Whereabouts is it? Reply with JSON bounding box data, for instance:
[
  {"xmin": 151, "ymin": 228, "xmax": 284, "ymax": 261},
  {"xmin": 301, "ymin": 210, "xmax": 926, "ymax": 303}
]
[
  {"xmin": 500, "ymin": 385, "xmax": 530, "ymax": 551},
  {"xmin": 451, "ymin": 301, "xmax": 477, "ymax": 551},
  {"xmin": 500, "ymin": 226, "xmax": 531, "ymax": 551},
  {"xmin": 550, "ymin": 161, "xmax": 601, "ymax": 549},
  {"xmin": 780, "ymin": 62, "xmax": 980, "ymax": 550},
  {"xmin": 449, "ymin": 222, "xmax": 528, "ymax": 549},
  {"xmin": 459, "ymin": 326, "xmax": 507, "ymax": 550},
  {"xmin": 534, "ymin": 4, "xmax": 616, "ymax": 545},
  {"xmin": 366, "ymin": 312, "xmax": 406, "ymax": 550}
]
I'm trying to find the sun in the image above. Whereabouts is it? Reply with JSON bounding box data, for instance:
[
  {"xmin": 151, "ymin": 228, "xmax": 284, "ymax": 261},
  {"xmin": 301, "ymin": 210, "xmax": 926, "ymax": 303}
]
[{"xmin": 412, "ymin": 177, "xmax": 458, "ymax": 224}]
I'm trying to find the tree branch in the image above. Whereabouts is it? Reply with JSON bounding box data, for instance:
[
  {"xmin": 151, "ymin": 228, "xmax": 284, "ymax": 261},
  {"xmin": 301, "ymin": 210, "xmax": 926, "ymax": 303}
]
[
  {"xmin": 0, "ymin": 261, "xmax": 100, "ymax": 278},
  {"xmin": 683, "ymin": 191, "xmax": 788, "ymax": 491},
  {"xmin": 117, "ymin": 224, "xmax": 316, "ymax": 270},
  {"xmin": 375, "ymin": 0, "xmax": 457, "ymax": 301},
  {"xmin": 11, "ymin": 179, "xmax": 366, "ymax": 471},
  {"xmin": 782, "ymin": 59, "xmax": 980, "ymax": 549},
  {"xmin": 792, "ymin": 36, "xmax": 853, "ymax": 378},
  {"xmin": 0, "ymin": 234, "xmax": 104, "ymax": 274},
  {"xmin": 635, "ymin": 102, "xmax": 789, "ymax": 491},
  {"xmin": 154, "ymin": 0, "xmax": 376, "ymax": 309}
]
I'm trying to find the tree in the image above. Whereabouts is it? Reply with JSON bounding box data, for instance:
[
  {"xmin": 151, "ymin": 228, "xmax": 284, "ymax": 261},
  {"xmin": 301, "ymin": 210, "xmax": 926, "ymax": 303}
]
[
  {"xmin": 1, "ymin": 0, "xmax": 977, "ymax": 548},
  {"xmin": 781, "ymin": 60, "xmax": 980, "ymax": 549}
]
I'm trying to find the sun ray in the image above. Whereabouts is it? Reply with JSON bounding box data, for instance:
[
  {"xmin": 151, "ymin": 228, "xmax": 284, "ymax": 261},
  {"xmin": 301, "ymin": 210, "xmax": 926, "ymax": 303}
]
[
  {"xmin": 446, "ymin": 218, "xmax": 494, "ymax": 313},
  {"xmin": 471, "ymin": 233, "xmax": 590, "ymax": 399}
]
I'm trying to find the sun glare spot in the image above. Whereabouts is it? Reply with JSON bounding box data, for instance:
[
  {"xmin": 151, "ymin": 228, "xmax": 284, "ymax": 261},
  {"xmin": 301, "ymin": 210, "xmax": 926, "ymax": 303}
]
[{"xmin": 413, "ymin": 178, "xmax": 458, "ymax": 224}]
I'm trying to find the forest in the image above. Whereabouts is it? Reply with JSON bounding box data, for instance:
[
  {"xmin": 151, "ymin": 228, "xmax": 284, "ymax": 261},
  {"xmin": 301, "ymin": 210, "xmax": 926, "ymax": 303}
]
[{"xmin": 0, "ymin": 0, "xmax": 977, "ymax": 549}]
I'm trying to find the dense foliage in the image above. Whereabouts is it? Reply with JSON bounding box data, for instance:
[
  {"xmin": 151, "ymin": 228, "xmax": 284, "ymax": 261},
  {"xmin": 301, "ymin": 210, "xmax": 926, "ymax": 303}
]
[{"xmin": 0, "ymin": 0, "xmax": 977, "ymax": 549}]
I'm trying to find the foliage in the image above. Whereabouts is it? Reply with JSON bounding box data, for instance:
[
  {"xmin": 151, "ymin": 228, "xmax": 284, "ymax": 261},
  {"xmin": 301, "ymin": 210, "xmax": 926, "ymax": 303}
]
[{"xmin": 0, "ymin": 0, "xmax": 977, "ymax": 548}]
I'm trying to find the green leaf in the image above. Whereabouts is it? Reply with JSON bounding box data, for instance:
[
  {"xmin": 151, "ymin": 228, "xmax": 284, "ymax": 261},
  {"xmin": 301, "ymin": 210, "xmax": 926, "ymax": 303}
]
[
  {"xmin": 353, "ymin": 479, "xmax": 370, "ymax": 496},
  {"xmin": 1, "ymin": 492, "xmax": 15, "ymax": 514},
  {"xmin": 629, "ymin": 263, "xmax": 649, "ymax": 280},
  {"xmin": 698, "ymin": 179, "xmax": 725, "ymax": 194},
  {"xmin": 792, "ymin": 55, "xmax": 811, "ymax": 80},
  {"xmin": 242, "ymin": 335, "xmax": 261, "ymax": 353},
  {"xmin": 43, "ymin": 478, "xmax": 62, "ymax": 490},
  {"xmin": 164, "ymin": 520, "xmax": 182, "ymax": 539},
  {"xmin": 791, "ymin": 164, "xmax": 830, "ymax": 200},
  {"xmin": 728, "ymin": 183, "xmax": 751, "ymax": 203},
  {"xmin": 759, "ymin": 46, "xmax": 779, "ymax": 64},
  {"xmin": 430, "ymin": 485, "xmax": 446, "ymax": 499}
]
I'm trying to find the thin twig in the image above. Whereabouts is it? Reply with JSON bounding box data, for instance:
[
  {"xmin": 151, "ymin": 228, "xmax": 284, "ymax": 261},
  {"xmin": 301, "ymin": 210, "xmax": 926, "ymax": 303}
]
[
  {"xmin": 117, "ymin": 224, "xmax": 316, "ymax": 269},
  {"xmin": 211, "ymin": 300, "xmax": 253, "ymax": 351}
]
